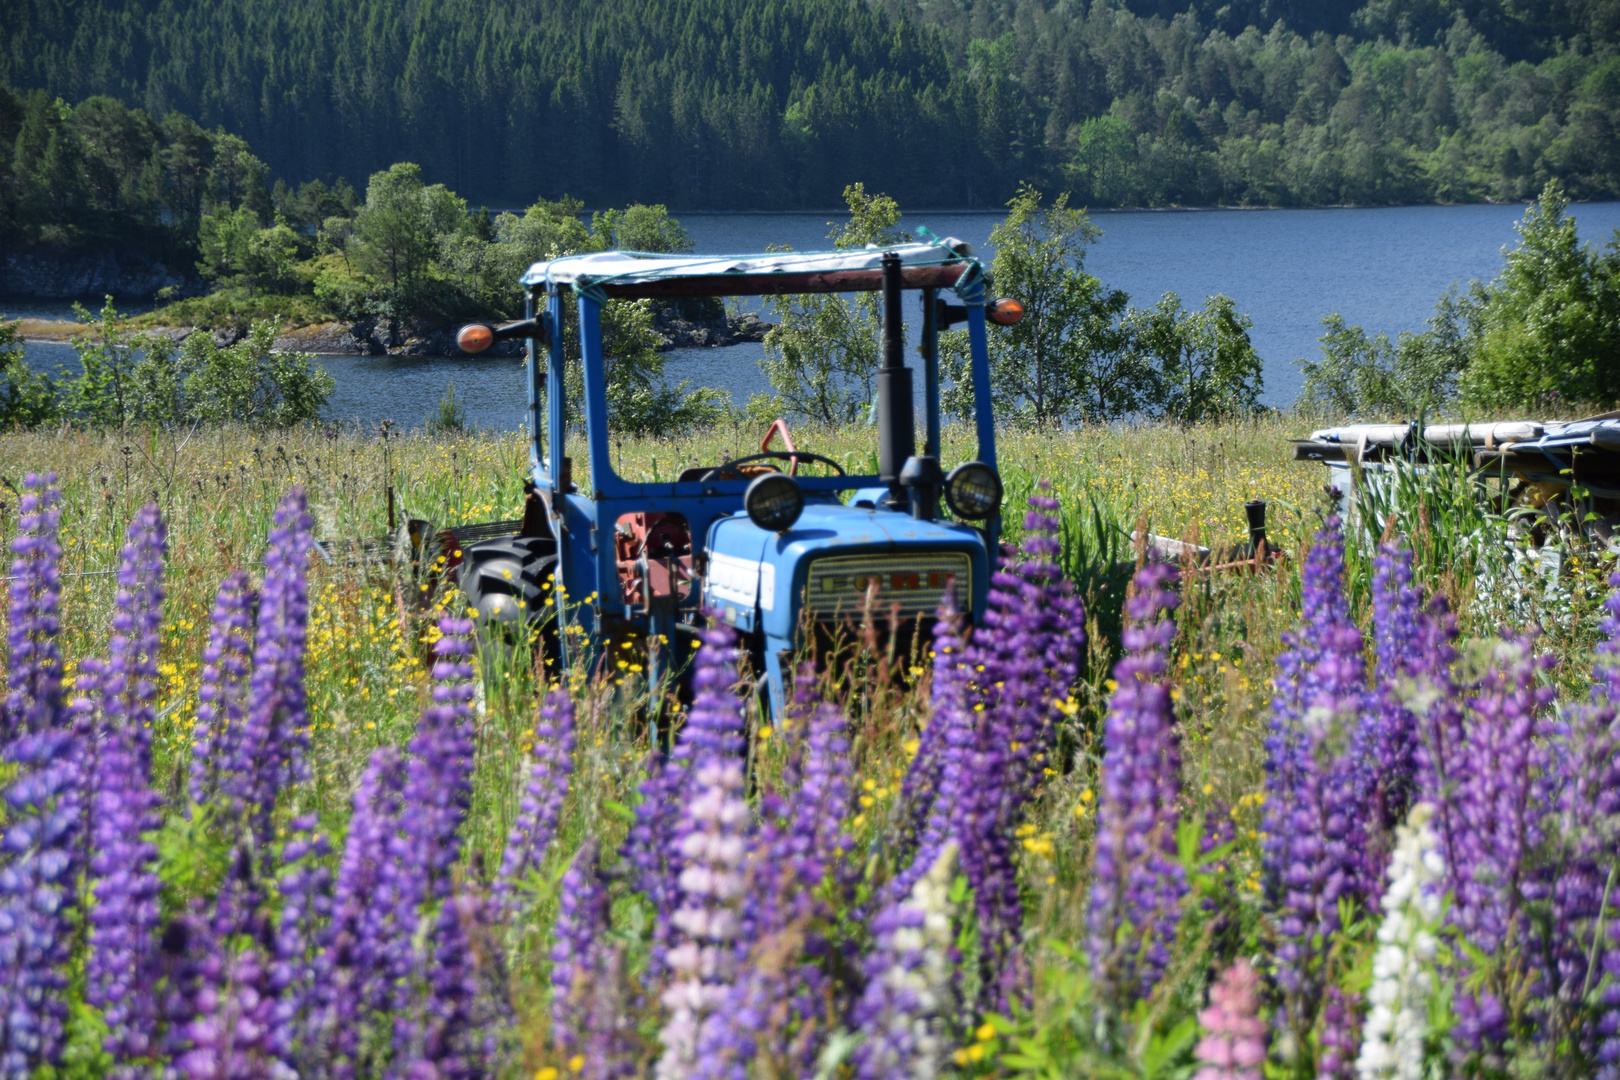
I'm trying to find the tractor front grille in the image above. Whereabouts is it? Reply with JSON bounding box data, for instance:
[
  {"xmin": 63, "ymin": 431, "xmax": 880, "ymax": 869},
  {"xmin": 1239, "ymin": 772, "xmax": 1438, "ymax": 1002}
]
[{"xmin": 804, "ymin": 552, "xmax": 970, "ymax": 621}]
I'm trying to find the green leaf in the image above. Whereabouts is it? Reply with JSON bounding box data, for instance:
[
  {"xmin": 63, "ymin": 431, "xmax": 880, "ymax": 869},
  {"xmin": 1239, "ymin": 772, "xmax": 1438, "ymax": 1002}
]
[{"xmin": 1139, "ymin": 1015, "xmax": 1197, "ymax": 1078}]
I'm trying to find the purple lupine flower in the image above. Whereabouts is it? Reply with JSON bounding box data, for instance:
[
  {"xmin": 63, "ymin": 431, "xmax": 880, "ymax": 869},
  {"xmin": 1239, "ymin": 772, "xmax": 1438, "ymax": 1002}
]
[
  {"xmin": 551, "ymin": 841, "xmax": 607, "ymax": 1060},
  {"xmin": 270, "ymin": 814, "xmax": 333, "ymax": 1069},
  {"xmin": 0, "ymin": 477, "xmax": 76, "ymax": 1080},
  {"xmin": 1263, "ymin": 518, "xmax": 1375, "ymax": 1048},
  {"xmin": 882, "ymin": 604, "xmax": 975, "ymax": 910},
  {"xmin": 971, "ymin": 487, "xmax": 1086, "ymax": 799},
  {"xmin": 171, "ymin": 930, "xmax": 281, "ymax": 1080},
  {"xmin": 99, "ymin": 503, "xmax": 165, "ymax": 766},
  {"xmin": 884, "ymin": 593, "xmax": 1024, "ymax": 1010},
  {"xmin": 655, "ymin": 624, "xmax": 751, "ymax": 1080},
  {"xmin": 1369, "ymin": 543, "xmax": 1423, "ymax": 836},
  {"xmin": 1316, "ymin": 986, "xmax": 1360, "ymax": 1079},
  {"xmin": 886, "ymin": 489, "xmax": 1084, "ymax": 918},
  {"xmin": 1445, "ymin": 635, "xmax": 1554, "ymax": 1060},
  {"xmin": 402, "ymin": 616, "xmax": 479, "ymax": 906},
  {"xmin": 314, "ymin": 746, "xmax": 409, "ymax": 1076},
  {"xmin": 189, "ymin": 571, "xmax": 257, "ymax": 808},
  {"xmin": 402, "ymin": 892, "xmax": 482, "ymax": 1080},
  {"xmin": 623, "ymin": 622, "xmax": 743, "ymax": 985},
  {"xmin": 1449, "ymin": 636, "xmax": 1553, "ymax": 956},
  {"xmin": 1539, "ymin": 690, "xmax": 1620, "ymax": 1049},
  {"xmin": 494, "ymin": 684, "xmax": 575, "ymax": 918},
  {"xmin": 582, "ymin": 945, "xmax": 637, "ymax": 1080},
  {"xmin": 893, "ymin": 592, "xmax": 970, "ymax": 869},
  {"xmin": 1193, "ymin": 959, "xmax": 1266, "ymax": 1080},
  {"xmin": 1598, "ymin": 568, "xmax": 1620, "ymax": 698},
  {"xmin": 1088, "ymin": 563, "xmax": 1186, "ymax": 1005},
  {"xmin": 1406, "ymin": 595, "xmax": 1470, "ymax": 895},
  {"xmin": 85, "ymin": 504, "xmax": 168, "ymax": 1062},
  {"xmin": 782, "ymin": 695, "xmax": 855, "ymax": 909},
  {"xmin": 1580, "ymin": 573, "xmax": 1620, "ymax": 1075},
  {"xmin": 3, "ymin": 474, "xmax": 63, "ymax": 742},
  {"xmin": 696, "ymin": 692, "xmax": 857, "ymax": 1077},
  {"xmin": 86, "ymin": 722, "xmax": 165, "ymax": 1061},
  {"xmin": 959, "ymin": 488, "xmax": 1086, "ymax": 993},
  {"xmin": 0, "ymin": 727, "xmax": 80, "ymax": 1076},
  {"xmin": 230, "ymin": 489, "xmax": 314, "ymax": 848},
  {"xmin": 622, "ymin": 755, "xmax": 684, "ymax": 983},
  {"xmin": 390, "ymin": 617, "xmax": 480, "ymax": 1067},
  {"xmin": 850, "ymin": 842, "xmax": 959, "ymax": 1080}
]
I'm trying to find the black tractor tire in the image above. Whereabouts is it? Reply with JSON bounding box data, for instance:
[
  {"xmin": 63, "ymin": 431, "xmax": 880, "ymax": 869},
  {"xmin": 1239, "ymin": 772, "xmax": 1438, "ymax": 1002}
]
[{"xmin": 457, "ymin": 535, "xmax": 560, "ymax": 671}]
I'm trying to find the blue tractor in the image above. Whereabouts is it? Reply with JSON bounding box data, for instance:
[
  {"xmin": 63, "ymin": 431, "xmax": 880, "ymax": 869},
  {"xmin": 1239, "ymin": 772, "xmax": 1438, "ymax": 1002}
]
[{"xmin": 451, "ymin": 240, "xmax": 1022, "ymax": 717}]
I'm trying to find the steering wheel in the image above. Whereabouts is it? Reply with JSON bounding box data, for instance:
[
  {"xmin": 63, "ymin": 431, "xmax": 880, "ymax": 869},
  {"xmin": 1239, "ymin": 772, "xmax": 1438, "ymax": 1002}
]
[{"xmin": 699, "ymin": 450, "xmax": 846, "ymax": 483}]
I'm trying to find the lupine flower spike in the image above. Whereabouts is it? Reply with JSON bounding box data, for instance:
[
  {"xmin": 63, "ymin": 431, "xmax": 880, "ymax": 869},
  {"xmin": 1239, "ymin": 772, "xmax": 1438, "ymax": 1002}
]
[
  {"xmin": 850, "ymin": 842, "xmax": 960, "ymax": 1080},
  {"xmin": 1447, "ymin": 635, "xmax": 1554, "ymax": 1057},
  {"xmin": 0, "ymin": 475, "xmax": 77, "ymax": 1078},
  {"xmin": 551, "ymin": 841, "xmax": 607, "ymax": 1060},
  {"xmin": 234, "ymin": 489, "xmax": 315, "ymax": 848},
  {"xmin": 495, "ymin": 683, "xmax": 576, "ymax": 918},
  {"xmin": 1369, "ymin": 543, "xmax": 1423, "ymax": 839},
  {"xmin": 1193, "ymin": 959, "xmax": 1266, "ymax": 1080},
  {"xmin": 1357, "ymin": 803, "xmax": 1444, "ymax": 1080},
  {"xmin": 1088, "ymin": 562, "xmax": 1186, "ymax": 1006},
  {"xmin": 1263, "ymin": 517, "xmax": 1373, "ymax": 1046},
  {"xmin": 314, "ymin": 746, "xmax": 409, "ymax": 1070},
  {"xmin": 272, "ymin": 813, "xmax": 333, "ymax": 1069},
  {"xmin": 87, "ymin": 504, "xmax": 168, "ymax": 1063},
  {"xmin": 3, "ymin": 473, "xmax": 63, "ymax": 742},
  {"xmin": 655, "ymin": 623, "xmax": 750, "ymax": 1080},
  {"xmin": 189, "ymin": 570, "xmax": 257, "ymax": 809}
]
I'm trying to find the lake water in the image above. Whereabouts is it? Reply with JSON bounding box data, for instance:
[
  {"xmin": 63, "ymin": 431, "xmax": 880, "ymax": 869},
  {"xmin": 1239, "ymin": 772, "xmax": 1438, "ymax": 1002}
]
[{"xmin": 12, "ymin": 202, "xmax": 1620, "ymax": 431}]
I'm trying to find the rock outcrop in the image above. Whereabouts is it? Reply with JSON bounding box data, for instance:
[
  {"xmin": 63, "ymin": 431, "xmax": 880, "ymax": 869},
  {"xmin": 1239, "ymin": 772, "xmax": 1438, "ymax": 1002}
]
[{"xmin": 1, "ymin": 250, "xmax": 207, "ymax": 301}]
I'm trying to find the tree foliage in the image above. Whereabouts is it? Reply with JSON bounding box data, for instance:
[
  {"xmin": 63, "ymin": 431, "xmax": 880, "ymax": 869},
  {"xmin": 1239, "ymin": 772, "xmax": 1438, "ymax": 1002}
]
[
  {"xmin": 1120, "ymin": 293, "xmax": 1266, "ymax": 422},
  {"xmin": 1459, "ymin": 182, "xmax": 1620, "ymax": 409},
  {"xmin": 0, "ymin": 317, "xmax": 57, "ymax": 428},
  {"xmin": 940, "ymin": 186, "xmax": 1262, "ymax": 425},
  {"xmin": 943, "ymin": 185, "xmax": 1132, "ymax": 425},
  {"xmin": 3, "ymin": 299, "xmax": 333, "ymax": 429},
  {"xmin": 3, "ymin": 2, "xmax": 1619, "ymax": 212},
  {"xmin": 1298, "ymin": 182, "xmax": 1620, "ymax": 416},
  {"xmin": 759, "ymin": 184, "xmax": 909, "ymax": 426}
]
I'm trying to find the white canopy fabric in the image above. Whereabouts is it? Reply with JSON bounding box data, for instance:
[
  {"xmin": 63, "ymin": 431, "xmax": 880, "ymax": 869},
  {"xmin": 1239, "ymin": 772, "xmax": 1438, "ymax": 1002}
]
[{"xmin": 520, "ymin": 238, "xmax": 974, "ymax": 288}]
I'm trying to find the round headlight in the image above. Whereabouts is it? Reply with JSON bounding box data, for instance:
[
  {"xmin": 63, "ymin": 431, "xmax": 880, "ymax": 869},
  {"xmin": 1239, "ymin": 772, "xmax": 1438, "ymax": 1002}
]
[
  {"xmin": 744, "ymin": 472, "xmax": 804, "ymax": 532},
  {"xmin": 945, "ymin": 462, "xmax": 1002, "ymax": 520}
]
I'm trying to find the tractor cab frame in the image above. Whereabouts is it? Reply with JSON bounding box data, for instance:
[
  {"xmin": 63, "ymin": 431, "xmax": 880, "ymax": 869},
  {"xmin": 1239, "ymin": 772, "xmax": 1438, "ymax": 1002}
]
[{"xmin": 456, "ymin": 239, "xmax": 1014, "ymax": 716}]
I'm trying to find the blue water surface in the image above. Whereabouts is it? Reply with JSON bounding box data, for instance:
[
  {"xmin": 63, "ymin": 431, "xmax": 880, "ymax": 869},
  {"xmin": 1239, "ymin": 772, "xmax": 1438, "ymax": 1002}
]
[{"xmin": 11, "ymin": 202, "xmax": 1620, "ymax": 430}]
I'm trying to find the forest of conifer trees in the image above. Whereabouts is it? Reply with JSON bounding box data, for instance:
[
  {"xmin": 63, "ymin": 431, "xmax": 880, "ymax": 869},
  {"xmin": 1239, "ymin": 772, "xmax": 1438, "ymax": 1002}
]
[{"xmin": 1, "ymin": 0, "xmax": 1617, "ymax": 216}]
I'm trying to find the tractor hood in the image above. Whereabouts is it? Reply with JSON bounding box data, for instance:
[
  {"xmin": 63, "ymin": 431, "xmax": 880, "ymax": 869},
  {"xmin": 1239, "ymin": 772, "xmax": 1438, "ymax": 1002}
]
[{"xmin": 701, "ymin": 501, "xmax": 988, "ymax": 638}]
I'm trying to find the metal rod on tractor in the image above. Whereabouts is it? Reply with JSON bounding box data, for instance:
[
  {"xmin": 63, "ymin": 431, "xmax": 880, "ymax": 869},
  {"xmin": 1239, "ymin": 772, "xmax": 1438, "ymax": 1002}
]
[{"xmin": 877, "ymin": 252, "xmax": 915, "ymax": 513}]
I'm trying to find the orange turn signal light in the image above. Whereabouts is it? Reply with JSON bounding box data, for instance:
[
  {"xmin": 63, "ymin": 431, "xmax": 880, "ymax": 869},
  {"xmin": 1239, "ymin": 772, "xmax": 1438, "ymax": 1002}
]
[
  {"xmin": 987, "ymin": 297, "xmax": 1025, "ymax": 326},
  {"xmin": 456, "ymin": 323, "xmax": 495, "ymax": 354}
]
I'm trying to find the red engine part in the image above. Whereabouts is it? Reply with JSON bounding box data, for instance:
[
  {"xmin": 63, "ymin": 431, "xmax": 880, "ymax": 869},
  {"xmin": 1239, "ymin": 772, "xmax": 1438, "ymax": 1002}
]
[{"xmin": 615, "ymin": 512, "xmax": 694, "ymax": 608}]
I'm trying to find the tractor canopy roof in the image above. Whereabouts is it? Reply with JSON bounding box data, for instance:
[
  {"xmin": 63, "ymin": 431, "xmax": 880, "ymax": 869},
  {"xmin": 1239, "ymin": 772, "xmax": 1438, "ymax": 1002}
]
[{"xmin": 520, "ymin": 238, "xmax": 984, "ymax": 300}]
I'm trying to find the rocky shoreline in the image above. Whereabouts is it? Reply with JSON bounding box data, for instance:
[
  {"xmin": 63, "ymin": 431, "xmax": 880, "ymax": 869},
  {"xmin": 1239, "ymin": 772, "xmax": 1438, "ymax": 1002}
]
[{"xmin": 16, "ymin": 309, "xmax": 774, "ymax": 357}]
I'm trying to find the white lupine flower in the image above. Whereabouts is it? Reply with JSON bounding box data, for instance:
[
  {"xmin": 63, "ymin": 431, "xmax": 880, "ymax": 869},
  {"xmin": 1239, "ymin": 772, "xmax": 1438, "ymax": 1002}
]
[
  {"xmin": 851, "ymin": 842, "xmax": 960, "ymax": 1080},
  {"xmin": 1356, "ymin": 803, "xmax": 1444, "ymax": 1080}
]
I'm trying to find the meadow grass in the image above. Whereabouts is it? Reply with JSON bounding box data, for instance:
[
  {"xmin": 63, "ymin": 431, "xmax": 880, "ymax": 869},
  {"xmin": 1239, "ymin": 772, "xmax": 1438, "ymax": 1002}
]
[{"xmin": 3, "ymin": 413, "xmax": 1613, "ymax": 1074}]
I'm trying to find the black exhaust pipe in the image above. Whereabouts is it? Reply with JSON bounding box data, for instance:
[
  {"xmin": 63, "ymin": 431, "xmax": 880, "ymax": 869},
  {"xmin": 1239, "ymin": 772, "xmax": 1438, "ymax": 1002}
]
[{"xmin": 877, "ymin": 252, "xmax": 915, "ymax": 510}]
